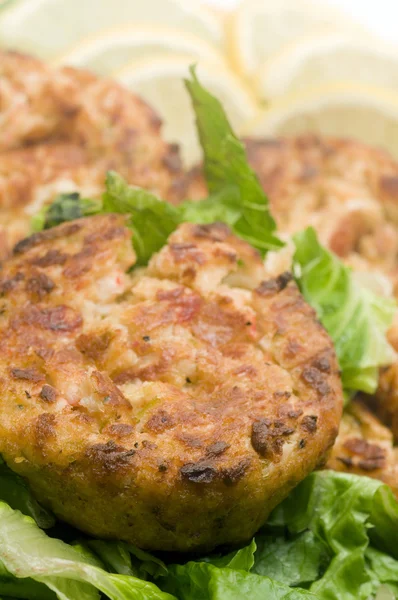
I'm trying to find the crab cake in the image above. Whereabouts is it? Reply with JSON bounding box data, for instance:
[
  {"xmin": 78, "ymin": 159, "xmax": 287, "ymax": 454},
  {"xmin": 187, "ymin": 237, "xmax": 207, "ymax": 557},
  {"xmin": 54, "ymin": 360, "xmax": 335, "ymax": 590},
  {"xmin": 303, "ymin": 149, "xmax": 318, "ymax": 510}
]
[
  {"xmin": 0, "ymin": 215, "xmax": 342, "ymax": 552},
  {"xmin": 0, "ymin": 51, "xmax": 185, "ymax": 260},
  {"xmin": 327, "ymin": 398, "xmax": 398, "ymax": 497}
]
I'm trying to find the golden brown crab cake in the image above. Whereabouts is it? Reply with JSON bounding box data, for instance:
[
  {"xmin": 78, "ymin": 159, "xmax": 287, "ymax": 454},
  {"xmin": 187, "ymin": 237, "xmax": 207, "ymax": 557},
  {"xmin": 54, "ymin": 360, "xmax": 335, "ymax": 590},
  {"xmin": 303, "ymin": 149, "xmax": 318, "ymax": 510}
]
[
  {"xmin": 0, "ymin": 51, "xmax": 185, "ymax": 259},
  {"xmin": 0, "ymin": 215, "xmax": 343, "ymax": 552},
  {"xmin": 327, "ymin": 399, "xmax": 398, "ymax": 497}
]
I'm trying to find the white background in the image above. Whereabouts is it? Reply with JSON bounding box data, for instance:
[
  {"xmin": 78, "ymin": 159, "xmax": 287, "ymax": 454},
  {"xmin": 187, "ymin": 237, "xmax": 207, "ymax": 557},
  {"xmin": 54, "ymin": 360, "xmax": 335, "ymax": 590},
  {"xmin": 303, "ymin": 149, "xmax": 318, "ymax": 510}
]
[{"xmin": 203, "ymin": 0, "xmax": 398, "ymax": 44}]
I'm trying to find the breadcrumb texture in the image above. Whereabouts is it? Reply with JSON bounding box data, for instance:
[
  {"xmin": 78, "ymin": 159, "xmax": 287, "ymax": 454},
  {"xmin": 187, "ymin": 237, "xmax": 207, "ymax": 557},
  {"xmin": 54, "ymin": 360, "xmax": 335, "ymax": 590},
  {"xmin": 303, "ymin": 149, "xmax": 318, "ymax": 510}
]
[
  {"xmin": 0, "ymin": 216, "xmax": 342, "ymax": 551},
  {"xmin": 0, "ymin": 50, "xmax": 186, "ymax": 259}
]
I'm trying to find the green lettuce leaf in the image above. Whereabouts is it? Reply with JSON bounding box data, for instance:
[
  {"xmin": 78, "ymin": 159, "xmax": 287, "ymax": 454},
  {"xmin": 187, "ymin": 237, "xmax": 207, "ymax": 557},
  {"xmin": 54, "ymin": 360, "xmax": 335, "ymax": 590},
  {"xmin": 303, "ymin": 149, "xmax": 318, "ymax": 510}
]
[
  {"xmin": 0, "ymin": 502, "xmax": 174, "ymax": 600},
  {"xmin": 202, "ymin": 539, "xmax": 256, "ymax": 571},
  {"xmin": 156, "ymin": 538, "xmax": 316, "ymax": 599},
  {"xmin": 102, "ymin": 172, "xmax": 181, "ymax": 266},
  {"xmin": 207, "ymin": 569, "xmax": 318, "ymax": 599},
  {"xmin": 161, "ymin": 561, "xmax": 317, "ymax": 600},
  {"xmin": 184, "ymin": 66, "xmax": 283, "ymax": 254},
  {"xmin": 262, "ymin": 471, "xmax": 398, "ymax": 599},
  {"xmin": 0, "ymin": 457, "xmax": 54, "ymax": 529},
  {"xmin": 87, "ymin": 540, "xmax": 167, "ymax": 580},
  {"xmin": 293, "ymin": 227, "xmax": 396, "ymax": 394},
  {"xmin": 32, "ymin": 193, "xmax": 100, "ymax": 232},
  {"xmin": 253, "ymin": 531, "xmax": 330, "ymax": 587},
  {"xmin": 365, "ymin": 548, "xmax": 398, "ymax": 598},
  {"xmin": 86, "ymin": 542, "xmax": 137, "ymax": 577}
]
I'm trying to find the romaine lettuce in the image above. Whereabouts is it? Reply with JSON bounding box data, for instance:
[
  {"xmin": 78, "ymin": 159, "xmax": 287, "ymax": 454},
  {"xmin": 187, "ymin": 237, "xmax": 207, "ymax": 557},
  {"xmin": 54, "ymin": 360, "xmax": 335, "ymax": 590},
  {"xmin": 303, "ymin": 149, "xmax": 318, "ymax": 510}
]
[
  {"xmin": 293, "ymin": 227, "xmax": 396, "ymax": 395},
  {"xmin": 183, "ymin": 66, "xmax": 283, "ymax": 254},
  {"xmin": 0, "ymin": 457, "xmax": 54, "ymax": 529},
  {"xmin": 0, "ymin": 501, "xmax": 174, "ymax": 600},
  {"xmin": 261, "ymin": 471, "xmax": 398, "ymax": 599}
]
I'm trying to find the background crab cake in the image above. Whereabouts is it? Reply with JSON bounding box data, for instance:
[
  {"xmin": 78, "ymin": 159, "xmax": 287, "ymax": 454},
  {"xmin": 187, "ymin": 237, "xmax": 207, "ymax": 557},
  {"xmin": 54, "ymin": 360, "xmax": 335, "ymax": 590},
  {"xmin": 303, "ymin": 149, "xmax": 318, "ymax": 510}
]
[
  {"xmin": 0, "ymin": 51, "xmax": 185, "ymax": 260},
  {"xmin": 327, "ymin": 398, "xmax": 398, "ymax": 497},
  {"xmin": 0, "ymin": 215, "xmax": 342, "ymax": 552},
  {"xmin": 187, "ymin": 133, "xmax": 398, "ymax": 489},
  {"xmin": 373, "ymin": 309, "xmax": 398, "ymax": 443}
]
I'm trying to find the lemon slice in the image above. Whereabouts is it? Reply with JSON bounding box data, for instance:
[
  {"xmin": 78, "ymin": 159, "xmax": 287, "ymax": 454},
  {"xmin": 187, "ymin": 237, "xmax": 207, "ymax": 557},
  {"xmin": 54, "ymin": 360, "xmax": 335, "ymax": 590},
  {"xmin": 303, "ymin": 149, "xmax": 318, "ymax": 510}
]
[
  {"xmin": 0, "ymin": 0, "xmax": 14, "ymax": 10},
  {"xmin": 53, "ymin": 27, "xmax": 224, "ymax": 74},
  {"xmin": 115, "ymin": 54, "xmax": 258, "ymax": 166},
  {"xmin": 258, "ymin": 31, "xmax": 398, "ymax": 100},
  {"xmin": 229, "ymin": 0, "xmax": 364, "ymax": 77},
  {"xmin": 0, "ymin": 0, "xmax": 222, "ymax": 59},
  {"xmin": 245, "ymin": 84, "xmax": 398, "ymax": 158}
]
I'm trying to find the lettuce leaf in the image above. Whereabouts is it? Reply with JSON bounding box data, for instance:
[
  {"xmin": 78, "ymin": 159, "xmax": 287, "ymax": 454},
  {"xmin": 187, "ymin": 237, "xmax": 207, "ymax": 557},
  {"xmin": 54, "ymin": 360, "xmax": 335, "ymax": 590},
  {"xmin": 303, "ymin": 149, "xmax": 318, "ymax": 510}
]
[
  {"xmin": 184, "ymin": 66, "xmax": 283, "ymax": 255},
  {"xmin": 102, "ymin": 172, "xmax": 181, "ymax": 266},
  {"xmin": 87, "ymin": 540, "xmax": 167, "ymax": 580},
  {"xmin": 159, "ymin": 539, "xmax": 317, "ymax": 599},
  {"xmin": 293, "ymin": 227, "xmax": 396, "ymax": 394},
  {"xmin": 31, "ymin": 193, "xmax": 100, "ymax": 232},
  {"xmin": 202, "ymin": 540, "xmax": 256, "ymax": 571},
  {"xmin": 262, "ymin": 471, "xmax": 398, "ymax": 599},
  {"xmin": 365, "ymin": 548, "xmax": 398, "ymax": 597},
  {"xmin": 0, "ymin": 502, "xmax": 174, "ymax": 600},
  {"xmin": 161, "ymin": 561, "xmax": 317, "ymax": 600},
  {"xmin": 0, "ymin": 457, "xmax": 55, "ymax": 529},
  {"xmin": 253, "ymin": 531, "xmax": 330, "ymax": 587},
  {"xmin": 207, "ymin": 569, "xmax": 318, "ymax": 599},
  {"xmin": 86, "ymin": 541, "xmax": 136, "ymax": 577}
]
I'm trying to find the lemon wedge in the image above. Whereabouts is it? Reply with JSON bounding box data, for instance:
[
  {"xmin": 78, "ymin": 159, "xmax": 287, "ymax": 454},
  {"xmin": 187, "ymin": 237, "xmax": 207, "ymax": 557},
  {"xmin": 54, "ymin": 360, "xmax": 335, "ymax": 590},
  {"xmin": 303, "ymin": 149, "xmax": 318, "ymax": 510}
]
[
  {"xmin": 245, "ymin": 84, "xmax": 398, "ymax": 158},
  {"xmin": 229, "ymin": 0, "xmax": 364, "ymax": 77},
  {"xmin": 0, "ymin": 0, "xmax": 223, "ymax": 59},
  {"xmin": 258, "ymin": 31, "xmax": 398, "ymax": 100},
  {"xmin": 53, "ymin": 27, "xmax": 223, "ymax": 74},
  {"xmin": 115, "ymin": 54, "xmax": 258, "ymax": 166}
]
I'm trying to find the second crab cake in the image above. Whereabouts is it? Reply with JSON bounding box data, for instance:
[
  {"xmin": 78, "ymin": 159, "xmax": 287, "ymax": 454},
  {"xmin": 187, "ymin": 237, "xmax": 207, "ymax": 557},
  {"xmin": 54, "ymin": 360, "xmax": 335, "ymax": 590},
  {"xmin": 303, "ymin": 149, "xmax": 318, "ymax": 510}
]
[
  {"xmin": 0, "ymin": 50, "xmax": 186, "ymax": 259},
  {"xmin": 0, "ymin": 216, "xmax": 342, "ymax": 552}
]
